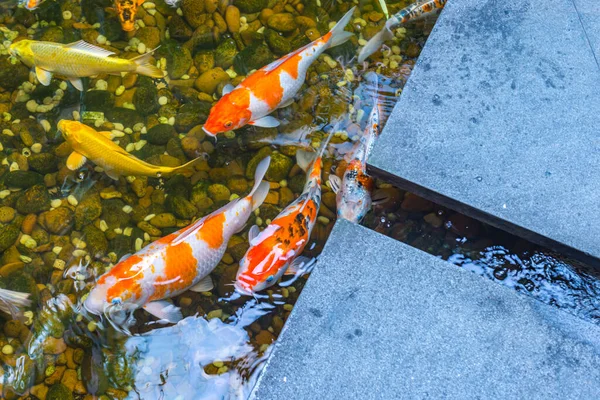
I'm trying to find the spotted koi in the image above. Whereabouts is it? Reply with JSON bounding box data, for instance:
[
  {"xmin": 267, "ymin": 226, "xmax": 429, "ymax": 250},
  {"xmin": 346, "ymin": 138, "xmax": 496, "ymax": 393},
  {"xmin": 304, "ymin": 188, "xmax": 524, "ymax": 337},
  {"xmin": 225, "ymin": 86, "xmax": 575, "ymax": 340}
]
[
  {"xmin": 112, "ymin": 0, "xmax": 144, "ymax": 32},
  {"xmin": 329, "ymin": 72, "xmax": 383, "ymax": 223},
  {"xmin": 202, "ymin": 7, "xmax": 356, "ymax": 136},
  {"xmin": 84, "ymin": 157, "xmax": 271, "ymax": 325},
  {"xmin": 234, "ymin": 132, "xmax": 334, "ymax": 294},
  {"xmin": 358, "ymin": 0, "xmax": 447, "ymax": 63}
]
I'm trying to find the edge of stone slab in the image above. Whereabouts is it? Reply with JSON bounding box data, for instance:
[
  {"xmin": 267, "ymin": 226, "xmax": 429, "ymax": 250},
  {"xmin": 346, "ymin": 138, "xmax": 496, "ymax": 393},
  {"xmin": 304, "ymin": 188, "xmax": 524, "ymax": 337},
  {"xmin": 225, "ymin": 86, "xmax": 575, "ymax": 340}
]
[
  {"xmin": 249, "ymin": 219, "xmax": 600, "ymax": 399},
  {"xmin": 367, "ymin": 163, "xmax": 600, "ymax": 269}
]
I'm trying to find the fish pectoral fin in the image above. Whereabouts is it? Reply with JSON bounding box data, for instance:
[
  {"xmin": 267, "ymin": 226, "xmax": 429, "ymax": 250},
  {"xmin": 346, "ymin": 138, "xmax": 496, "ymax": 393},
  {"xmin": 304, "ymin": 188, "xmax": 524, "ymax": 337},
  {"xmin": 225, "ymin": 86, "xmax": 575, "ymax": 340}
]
[
  {"xmin": 105, "ymin": 169, "xmax": 120, "ymax": 181},
  {"xmin": 143, "ymin": 301, "xmax": 182, "ymax": 323},
  {"xmin": 283, "ymin": 256, "xmax": 312, "ymax": 276},
  {"xmin": 327, "ymin": 174, "xmax": 342, "ymax": 194},
  {"xmin": 222, "ymin": 83, "xmax": 235, "ymax": 95},
  {"xmin": 188, "ymin": 275, "xmax": 214, "ymax": 293},
  {"xmin": 248, "ymin": 225, "xmax": 260, "ymax": 244},
  {"xmin": 66, "ymin": 40, "xmax": 116, "ymax": 58},
  {"xmin": 69, "ymin": 78, "xmax": 84, "ymax": 92},
  {"xmin": 278, "ymin": 97, "xmax": 295, "ymax": 109},
  {"xmin": 35, "ymin": 67, "xmax": 53, "ymax": 86},
  {"xmin": 66, "ymin": 152, "xmax": 87, "ymax": 170},
  {"xmin": 98, "ymin": 130, "xmax": 113, "ymax": 139},
  {"xmin": 249, "ymin": 116, "xmax": 280, "ymax": 128}
]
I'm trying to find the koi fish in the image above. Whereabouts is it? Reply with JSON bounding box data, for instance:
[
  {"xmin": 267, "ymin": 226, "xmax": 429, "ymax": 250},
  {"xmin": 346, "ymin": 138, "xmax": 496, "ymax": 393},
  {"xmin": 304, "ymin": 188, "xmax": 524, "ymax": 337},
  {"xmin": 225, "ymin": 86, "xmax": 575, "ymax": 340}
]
[
  {"xmin": 110, "ymin": 0, "xmax": 144, "ymax": 32},
  {"xmin": 202, "ymin": 7, "xmax": 356, "ymax": 136},
  {"xmin": 8, "ymin": 39, "xmax": 163, "ymax": 91},
  {"xmin": 234, "ymin": 132, "xmax": 334, "ymax": 294},
  {"xmin": 358, "ymin": 0, "xmax": 447, "ymax": 63},
  {"xmin": 328, "ymin": 72, "xmax": 382, "ymax": 223},
  {"xmin": 21, "ymin": 0, "xmax": 45, "ymax": 10},
  {"xmin": 57, "ymin": 120, "xmax": 201, "ymax": 180},
  {"xmin": 84, "ymin": 157, "xmax": 271, "ymax": 325}
]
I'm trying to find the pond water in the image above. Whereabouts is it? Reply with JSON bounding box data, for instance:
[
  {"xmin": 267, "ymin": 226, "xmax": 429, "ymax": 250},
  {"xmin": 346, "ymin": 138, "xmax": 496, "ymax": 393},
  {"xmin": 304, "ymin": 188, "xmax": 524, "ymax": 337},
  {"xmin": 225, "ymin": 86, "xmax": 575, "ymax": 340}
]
[
  {"xmin": 0, "ymin": 0, "xmax": 435, "ymax": 398},
  {"xmin": 0, "ymin": 0, "xmax": 597, "ymax": 398}
]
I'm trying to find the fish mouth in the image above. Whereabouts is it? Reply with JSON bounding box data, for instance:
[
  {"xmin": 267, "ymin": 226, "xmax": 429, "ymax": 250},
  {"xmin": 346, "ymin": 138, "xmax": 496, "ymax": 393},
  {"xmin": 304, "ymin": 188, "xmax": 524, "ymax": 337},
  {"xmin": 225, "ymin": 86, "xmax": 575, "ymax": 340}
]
[
  {"xmin": 202, "ymin": 126, "xmax": 216, "ymax": 137},
  {"xmin": 233, "ymin": 281, "xmax": 254, "ymax": 297}
]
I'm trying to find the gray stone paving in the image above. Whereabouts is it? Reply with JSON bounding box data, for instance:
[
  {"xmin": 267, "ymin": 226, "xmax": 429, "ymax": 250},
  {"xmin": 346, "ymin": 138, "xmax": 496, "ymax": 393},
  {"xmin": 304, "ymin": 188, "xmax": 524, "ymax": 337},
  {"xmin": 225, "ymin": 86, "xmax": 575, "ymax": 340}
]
[
  {"xmin": 368, "ymin": 0, "xmax": 600, "ymax": 266},
  {"xmin": 251, "ymin": 220, "xmax": 600, "ymax": 400}
]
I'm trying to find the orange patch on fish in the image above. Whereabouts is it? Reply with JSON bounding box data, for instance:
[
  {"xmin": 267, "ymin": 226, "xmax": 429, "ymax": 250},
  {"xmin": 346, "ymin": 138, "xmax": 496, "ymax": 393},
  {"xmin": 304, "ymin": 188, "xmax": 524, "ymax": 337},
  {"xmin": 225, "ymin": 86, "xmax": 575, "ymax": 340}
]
[
  {"xmin": 197, "ymin": 212, "xmax": 225, "ymax": 249},
  {"xmin": 104, "ymin": 254, "xmax": 145, "ymax": 302},
  {"xmin": 243, "ymin": 71, "xmax": 284, "ymax": 109},
  {"xmin": 152, "ymin": 241, "xmax": 196, "ymax": 300},
  {"xmin": 348, "ymin": 160, "xmax": 375, "ymax": 191}
]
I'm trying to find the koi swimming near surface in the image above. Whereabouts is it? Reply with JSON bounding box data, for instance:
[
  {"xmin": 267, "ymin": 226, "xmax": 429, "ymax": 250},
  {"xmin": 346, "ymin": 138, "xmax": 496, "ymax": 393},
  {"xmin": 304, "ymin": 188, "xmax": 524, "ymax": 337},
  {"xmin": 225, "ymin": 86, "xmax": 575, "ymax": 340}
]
[
  {"xmin": 358, "ymin": 0, "xmax": 447, "ymax": 63},
  {"xmin": 202, "ymin": 7, "xmax": 357, "ymax": 136},
  {"xmin": 84, "ymin": 157, "xmax": 272, "ymax": 328},
  {"xmin": 234, "ymin": 130, "xmax": 335, "ymax": 294}
]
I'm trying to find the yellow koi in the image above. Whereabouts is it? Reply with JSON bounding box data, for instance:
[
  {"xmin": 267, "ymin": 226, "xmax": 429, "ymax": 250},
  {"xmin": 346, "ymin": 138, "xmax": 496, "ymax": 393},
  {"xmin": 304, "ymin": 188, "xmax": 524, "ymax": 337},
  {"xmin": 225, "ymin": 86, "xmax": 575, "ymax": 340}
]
[
  {"xmin": 57, "ymin": 120, "xmax": 200, "ymax": 180},
  {"xmin": 8, "ymin": 39, "xmax": 163, "ymax": 91}
]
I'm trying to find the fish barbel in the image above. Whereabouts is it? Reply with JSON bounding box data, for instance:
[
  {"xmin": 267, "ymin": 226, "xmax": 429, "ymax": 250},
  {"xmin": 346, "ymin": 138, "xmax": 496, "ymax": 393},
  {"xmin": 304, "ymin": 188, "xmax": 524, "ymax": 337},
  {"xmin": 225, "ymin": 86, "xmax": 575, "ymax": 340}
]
[{"xmin": 9, "ymin": 39, "xmax": 163, "ymax": 91}]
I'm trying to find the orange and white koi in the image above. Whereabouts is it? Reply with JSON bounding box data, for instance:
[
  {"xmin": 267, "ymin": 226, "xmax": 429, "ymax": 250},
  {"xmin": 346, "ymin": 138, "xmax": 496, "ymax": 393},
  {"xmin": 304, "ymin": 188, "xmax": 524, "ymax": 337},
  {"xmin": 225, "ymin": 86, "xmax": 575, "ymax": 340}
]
[
  {"xmin": 202, "ymin": 7, "xmax": 356, "ymax": 136},
  {"xmin": 234, "ymin": 132, "xmax": 334, "ymax": 294},
  {"xmin": 21, "ymin": 0, "xmax": 45, "ymax": 10},
  {"xmin": 328, "ymin": 72, "xmax": 383, "ymax": 223},
  {"xmin": 358, "ymin": 0, "xmax": 447, "ymax": 63},
  {"xmin": 111, "ymin": 0, "xmax": 144, "ymax": 32},
  {"xmin": 84, "ymin": 157, "xmax": 271, "ymax": 325}
]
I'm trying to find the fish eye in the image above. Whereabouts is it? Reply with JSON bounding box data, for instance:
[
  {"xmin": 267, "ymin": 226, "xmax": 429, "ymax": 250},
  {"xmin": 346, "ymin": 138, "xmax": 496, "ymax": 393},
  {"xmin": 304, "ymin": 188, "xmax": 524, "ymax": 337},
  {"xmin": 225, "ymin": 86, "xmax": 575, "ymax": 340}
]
[
  {"xmin": 266, "ymin": 275, "xmax": 275, "ymax": 283},
  {"xmin": 111, "ymin": 297, "xmax": 122, "ymax": 305},
  {"xmin": 224, "ymin": 121, "xmax": 233, "ymax": 128}
]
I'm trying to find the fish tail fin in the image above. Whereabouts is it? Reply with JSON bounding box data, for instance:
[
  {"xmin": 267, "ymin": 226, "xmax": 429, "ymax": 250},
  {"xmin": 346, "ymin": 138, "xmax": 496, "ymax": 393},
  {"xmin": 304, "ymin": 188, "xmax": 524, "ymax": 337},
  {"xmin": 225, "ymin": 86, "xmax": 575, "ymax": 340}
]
[
  {"xmin": 296, "ymin": 126, "xmax": 336, "ymax": 172},
  {"xmin": 357, "ymin": 26, "xmax": 394, "ymax": 63},
  {"xmin": 132, "ymin": 47, "xmax": 164, "ymax": 78},
  {"xmin": 168, "ymin": 156, "xmax": 205, "ymax": 177},
  {"xmin": 249, "ymin": 156, "xmax": 271, "ymax": 211},
  {"xmin": 0, "ymin": 288, "xmax": 31, "ymax": 319},
  {"xmin": 326, "ymin": 6, "xmax": 357, "ymax": 48}
]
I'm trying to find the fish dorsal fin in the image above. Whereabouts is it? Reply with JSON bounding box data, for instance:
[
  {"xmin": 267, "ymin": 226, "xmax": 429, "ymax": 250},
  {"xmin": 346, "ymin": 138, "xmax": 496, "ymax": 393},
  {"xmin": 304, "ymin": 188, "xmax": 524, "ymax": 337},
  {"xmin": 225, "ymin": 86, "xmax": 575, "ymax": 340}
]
[
  {"xmin": 66, "ymin": 40, "xmax": 116, "ymax": 58},
  {"xmin": 105, "ymin": 169, "xmax": 120, "ymax": 181},
  {"xmin": 66, "ymin": 152, "xmax": 87, "ymax": 170},
  {"xmin": 119, "ymin": 253, "xmax": 132, "ymax": 262},
  {"xmin": 262, "ymin": 41, "xmax": 314, "ymax": 73},
  {"xmin": 188, "ymin": 275, "xmax": 214, "ymax": 292},
  {"xmin": 35, "ymin": 67, "xmax": 52, "ymax": 86},
  {"xmin": 284, "ymin": 255, "xmax": 311, "ymax": 276},
  {"xmin": 296, "ymin": 150, "xmax": 316, "ymax": 172},
  {"xmin": 222, "ymin": 83, "xmax": 235, "ymax": 95},
  {"xmin": 98, "ymin": 130, "xmax": 112, "ymax": 139}
]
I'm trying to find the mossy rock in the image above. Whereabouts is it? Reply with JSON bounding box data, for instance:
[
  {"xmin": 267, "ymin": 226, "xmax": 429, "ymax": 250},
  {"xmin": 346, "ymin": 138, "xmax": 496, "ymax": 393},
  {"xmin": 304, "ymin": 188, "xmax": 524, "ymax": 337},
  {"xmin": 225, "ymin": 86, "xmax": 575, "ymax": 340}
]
[
  {"xmin": 34, "ymin": 0, "xmax": 63, "ymax": 23},
  {"xmin": 264, "ymin": 29, "xmax": 291, "ymax": 56},
  {"xmin": 0, "ymin": 223, "xmax": 19, "ymax": 252},
  {"xmin": 0, "ymin": 57, "xmax": 30, "ymax": 91},
  {"xmin": 83, "ymin": 225, "xmax": 108, "ymax": 258},
  {"xmin": 0, "ymin": 270, "xmax": 38, "ymax": 303},
  {"xmin": 288, "ymin": 173, "xmax": 305, "ymax": 193},
  {"xmin": 188, "ymin": 25, "xmax": 215, "ymax": 50},
  {"xmin": 133, "ymin": 85, "xmax": 159, "ymax": 115},
  {"xmin": 38, "ymin": 26, "xmax": 65, "ymax": 43},
  {"xmin": 174, "ymin": 101, "xmax": 212, "ymax": 132},
  {"xmin": 193, "ymin": 50, "xmax": 215, "ymax": 74},
  {"xmin": 235, "ymin": 0, "xmax": 267, "ymax": 13},
  {"xmin": 181, "ymin": 0, "xmax": 206, "ymax": 28},
  {"xmin": 75, "ymin": 192, "xmax": 102, "ymax": 230},
  {"xmin": 214, "ymin": 38, "xmax": 238, "ymax": 69},
  {"xmin": 190, "ymin": 181, "xmax": 209, "ymax": 204},
  {"xmin": 99, "ymin": 18, "xmax": 123, "ymax": 41},
  {"xmin": 265, "ymin": 152, "xmax": 293, "ymax": 182},
  {"xmin": 3, "ymin": 170, "xmax": 44, "ymax": 189},
  {"xmin": 166, "ymin": 195, "xmax": 197, "ymax": 219},
  {"xmin": 83, "ymin": 90, "xmax": 115, "ymax": 112},
  {"xmin": 233, "ymin": 42, "xmax": 274, "ymax": 75},
  {"xmin": 28, "ymin": 153, "xmax": 59, "ymax": 174},
  {"xmin": 15, "ymin": 185, "xmax": 51, "ymax": 214},
  {"xmin": 147, "ymin": 124, "xmax": 176, "ymax": 145},
  {"xmin": 80, "ymin": 0, "xmax": 111, "ymax": 24},
  {"xmin": 168, "ymin": 15, "xmax": 193, "ymax": 40},
  {"xmin": 101, "ymin": 199, "xmax": 131, "ymax": 228},
  {"xmin": 245, "ymin": 146, "xmax": 273, "ymax": 179},
  {"xmin": 157, "ymin": 41, "xmax": 193, "ymax": 79},
  {"xmin": 164, "ymin": 174, "xmax": 191, "ymax": 197},
  {"xmin": 105, "ymin": 107, "xmax": 144, "ymax": 127},
  {"xmin": 39, "ymin": 206, "xmax": 74, "ymax": 234},
  {"xmin": 47, "ymin": 383, "xmax": 74, "ymax": 400},
  {"xmin": 135, "ymin": 27, "xmax": 161, "ymax": 49},
  {"xmin": 207, "ymin": 183, "xmax": 230, "ymax": 202},
  {"xmin": 267, "ymin": 13, "xmax": 297, "ymax": 33}
]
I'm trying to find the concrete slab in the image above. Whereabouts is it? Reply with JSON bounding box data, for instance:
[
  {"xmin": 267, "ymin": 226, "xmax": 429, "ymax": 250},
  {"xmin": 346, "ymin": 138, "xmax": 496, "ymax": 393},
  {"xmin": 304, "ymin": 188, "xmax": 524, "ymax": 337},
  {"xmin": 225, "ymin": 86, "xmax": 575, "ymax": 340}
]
[
  {"xmin": 251, "ymin": 220, "xmax": 600, "ymax": 400},
  {"xmin": 368, "ymin": 0, "xmax": 600, "ymax": 266},
  {"xmin": 572, "ymin": 0, "xmax": 600, "ymax": 67}
]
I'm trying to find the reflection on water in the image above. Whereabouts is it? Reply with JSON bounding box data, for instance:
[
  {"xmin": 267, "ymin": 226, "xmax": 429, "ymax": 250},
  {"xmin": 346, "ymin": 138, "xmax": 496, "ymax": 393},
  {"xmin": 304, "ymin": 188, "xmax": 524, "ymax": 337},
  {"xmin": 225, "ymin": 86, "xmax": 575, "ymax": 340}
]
[
  {"xmin": 365, "ymin": 195, "xmax": 600, "ymax": 326},
  {"xmin": 125, "ymin": 300, "xmax": 273, "ymax": 400}
]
